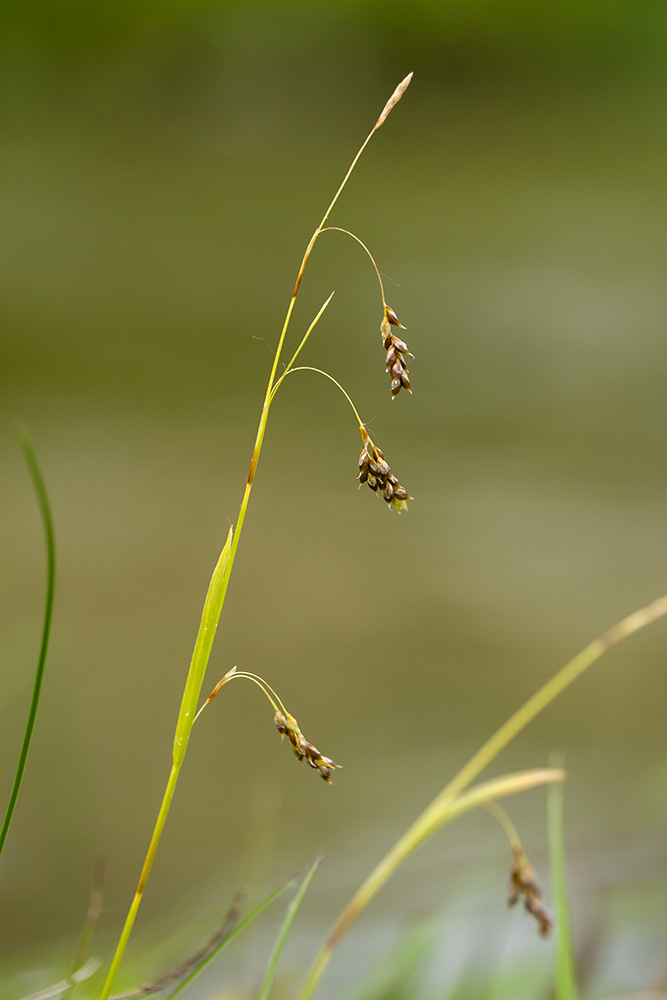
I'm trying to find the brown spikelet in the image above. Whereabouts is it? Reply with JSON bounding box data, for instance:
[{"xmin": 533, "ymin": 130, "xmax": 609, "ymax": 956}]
[
  {"xmin": 381, "ymin": 310, "xmax": 413, "ymax": 399},
  {"xmin": 375, "ymin": 72, "xmax": 414, "ymax": 130},
  {"xmin": 508, "ymin": 846, "xmax": 552, "ymax": 937},
  {"xmin": 275, "ymin": 710, "xmax": 342, "ymax": 783},
  {"xmin": 357, "ymin": 431, "xmax": 412, "ymax": 512}
]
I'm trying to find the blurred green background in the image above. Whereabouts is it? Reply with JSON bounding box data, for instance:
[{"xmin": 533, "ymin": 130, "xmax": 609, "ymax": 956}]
[{"xmin": 2, "ymin": 1, "xmax": 667, "ymax": 995}]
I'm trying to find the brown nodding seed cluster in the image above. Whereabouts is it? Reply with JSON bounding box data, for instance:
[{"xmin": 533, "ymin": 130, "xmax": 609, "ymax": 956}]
[
  {"xmin": 358, "ymin": 433, "xmax": 412, "ymax": 513},
  {"xmin": 381, "ymin": 306, "xmax": 413, "ymax": 399},
  {"xmin": 508, "ymin": 847, "xmax": 553, "ymax": 938},
  {"xmin": 274, "ymin": 710, "xmax": 342, "ymax": 783}
]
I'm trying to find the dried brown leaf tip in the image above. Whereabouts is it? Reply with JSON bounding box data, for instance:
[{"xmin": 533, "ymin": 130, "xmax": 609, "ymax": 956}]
[
  {"xmin": 275, "ymin": 710, "xmax": 342, "ymax": 783},
  {"xmin": 357, "ymin": 429, "xmax": 412, "ymax": 512},
  {"xmin": 381, "ymin": 307, "xmax": 413, "ymax": 399},
  {"xmin": 508, "ymin": 846, "xmax": 552, "ymax": 937}
]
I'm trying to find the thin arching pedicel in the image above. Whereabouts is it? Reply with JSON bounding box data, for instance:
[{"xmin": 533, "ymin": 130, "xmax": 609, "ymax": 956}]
[
  {"xmin": 196, "ymin": 668, "xmax": 342, "ymax": 783},
  {"xmin": 274, "ymin": 366, "xmax": 412, "ymax": 512},
  {"xmin": 320, "ymin": 227, "xmax": 388, "ymax": 308}
]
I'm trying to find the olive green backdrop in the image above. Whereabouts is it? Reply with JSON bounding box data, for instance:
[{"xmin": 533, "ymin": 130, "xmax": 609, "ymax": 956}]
[{"xmin": 2, "ymin": 2, "xmax": 667, "ymax": 994}]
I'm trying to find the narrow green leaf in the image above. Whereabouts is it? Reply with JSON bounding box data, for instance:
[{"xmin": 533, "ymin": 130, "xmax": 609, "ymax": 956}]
[
  {"xmin": 259, "ymin": 855, "xmax": 323, "ymax": 1000},
  {"xmin": 173, "ymin": 525, "xmax": 233, "ymax": 765},
  {"xmin": 0, "ymin": 427, "xmax": 56, "ymax": 858}
]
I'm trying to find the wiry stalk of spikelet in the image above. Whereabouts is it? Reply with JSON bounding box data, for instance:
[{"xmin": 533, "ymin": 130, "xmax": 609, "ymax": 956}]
[
  {"xmin": 197, "ymin": 667, "xmax": 342, "ymax": 783},
  {"xmin": 357, "ymin": 427, "xmax": 412, "ymax": 512},
  {"xmin": 381, "ymin": 306, "xmax": 413, "ymax": 399}
]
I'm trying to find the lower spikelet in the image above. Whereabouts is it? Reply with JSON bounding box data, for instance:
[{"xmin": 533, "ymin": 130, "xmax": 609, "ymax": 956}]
[
  {"xmin": 275, "ymin": 711, "xmax": 342, "ymax": 784},
  {"xmin": 508, "ymin": 847, "xmax": 552, "ymax": 937},
  {"xmin": 357, "ymin": 429, "xmax": 411, "ymax": 513}
]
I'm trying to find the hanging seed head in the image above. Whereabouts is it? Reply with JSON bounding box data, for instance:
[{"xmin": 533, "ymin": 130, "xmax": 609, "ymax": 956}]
[
  {"xmin": 381, "ymin": 309, "xmax": 413, "ymax": 399},
  {"xmin": 508, "ymin": 847, "xmax": 552, "ymax": 938},
  {"xmin": 274, "ymin": 710, "xmax": 342, "ymax": 783},
  {"xmin": 357, "ymin": 436, "xmax": 412, "ymax": 512}
]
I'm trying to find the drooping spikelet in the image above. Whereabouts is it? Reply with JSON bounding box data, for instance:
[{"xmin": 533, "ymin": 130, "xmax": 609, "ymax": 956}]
[
  {"xmin": 381, "ymin": 306, "xmax": 413, "ymax": 399},
  {"xmin": 508, "ymin": 846, "xmax": 552, "ymax": 937},
  {"xmin": 357, "ymin": 428, "xmax": 412, "ymax": 513},
  {"xmin": 274, "ymin": 710, "xmax": 342, "ymax": 783}
]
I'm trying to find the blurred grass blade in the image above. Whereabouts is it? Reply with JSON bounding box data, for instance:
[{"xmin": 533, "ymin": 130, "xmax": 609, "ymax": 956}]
[
  {"xmin": 164, "ymin": 879, "xmax": 295, "ymax": 1000},
  {"xmin": 297, "ymin": 769, "xmax": 563, "ymax": 1000},
  {"xmin": 548, "ymin": 756, "xmax": 578, "ymax": 1000},
  {"xmin": 0, "ymin": 427, "xmax": 56, "ymax": 858},
  {"xmin": 59, "ymin": 854, "xmax": 105, "ymax": 1000},
  {"xmin": 17, "ymin": 958, "xmax": 100, "ymax": 1000},
  {"xmin": 259, "ymin": 855, "xmax": 323, "ymax": 1000}
]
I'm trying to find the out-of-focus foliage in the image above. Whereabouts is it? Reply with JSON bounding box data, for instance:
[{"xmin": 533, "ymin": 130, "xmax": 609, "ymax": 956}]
[{"xmin": 3, "ymin": 0, "xmax": 667, "ymax": 85}]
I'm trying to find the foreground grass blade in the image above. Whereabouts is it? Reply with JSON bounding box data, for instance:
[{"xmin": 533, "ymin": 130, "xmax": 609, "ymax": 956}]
[
  {"xmin": 298, "ymin": 770, "xmax": 564, "ymax": 1000},
  {"xmin": 164, "ymin": 880, "xmax": 294, "ymax": 1000},
  {"xmin": 0, "ymin": 427, "xmax": 56, "ymax": 859},
  {"xmin": 259, "ymin": 855, "xmax": 323, "ymax": 1000},
  {"xmin": 548, "ymin": 758, "xmax": 578, "ymax": 1000},
  {"xmin": 297, "ymin": 593, "xmax": 667, "ymax": 999},
  {"xmin": 59, "ymin": 855, "xmax": 106, "ymax": 1000}
]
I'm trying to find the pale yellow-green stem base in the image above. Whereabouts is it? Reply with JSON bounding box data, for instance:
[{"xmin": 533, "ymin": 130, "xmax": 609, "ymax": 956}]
[{"xmin": 100, "ymin": 762, "xmax": 180, "ymax": 999}]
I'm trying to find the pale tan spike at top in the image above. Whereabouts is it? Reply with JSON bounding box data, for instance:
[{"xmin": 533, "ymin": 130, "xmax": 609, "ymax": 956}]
[{"xmin": 374, "ymin": 72, "xmax": 413, "ymax": 131}]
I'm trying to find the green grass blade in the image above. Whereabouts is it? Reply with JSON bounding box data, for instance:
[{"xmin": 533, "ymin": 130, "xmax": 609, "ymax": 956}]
[
  {"xmin": 0, "ymin": 427, "xmax": 56, "ymax": 858},
  {"xmin": 164, "ymin": 879, "xmax": 295, "ymax": 1000},
  {"xmin": 258, "ymin": 855, "xmax": 323, "ymax": 1000},
  {"xmin": 548, "ymin": 757, "xmax": 578, "ymax": 1000}
]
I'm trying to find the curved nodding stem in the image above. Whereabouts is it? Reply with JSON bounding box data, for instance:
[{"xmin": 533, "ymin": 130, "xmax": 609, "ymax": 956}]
[
  {"xmin": 194, "ymin": 668, "xmax": 290, "ymax": 723},
  {"xmin": 485, "ymin": 800, "xmax": 522, "ymax": 852},
  {"xmin": 320, "ymin": 227, "xmax": 388, "ymax": 310},
  {"xmin": 273, "ymin": 366, "xmax": 366, "ymax": 434}
]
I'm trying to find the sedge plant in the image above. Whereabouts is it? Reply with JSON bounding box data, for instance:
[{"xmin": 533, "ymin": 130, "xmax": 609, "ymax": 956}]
[
  {"xmin": 8, "ymin": 72, "xmax": 667, "ymax": 1000},
  {"xmin": 98, "ymin": 72, "xmax": 416, "ymax": 999}
]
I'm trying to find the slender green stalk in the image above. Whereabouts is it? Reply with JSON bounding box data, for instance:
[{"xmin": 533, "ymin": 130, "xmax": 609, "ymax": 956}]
[
  {"xmin": 548, "ymin": 755, "xmax": 578, "ymax": 1000},
  {"xmin": 298, "ymin": 594, "xmax": 667, "ymax": 999},
  {"xmin": 99, "ymin": 76, "xmax": 413, "ymax": 998},
  {"xmin": 259, "ymin": 856, "xmax": 323, "ymax": 1000},
  {"xmin": 1, "ymin": 428, "xmax": 56, "ymax": 858}
]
